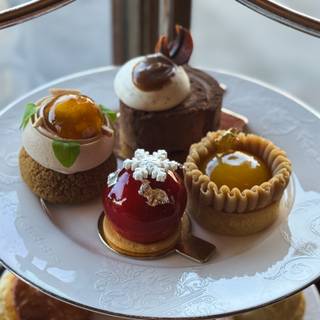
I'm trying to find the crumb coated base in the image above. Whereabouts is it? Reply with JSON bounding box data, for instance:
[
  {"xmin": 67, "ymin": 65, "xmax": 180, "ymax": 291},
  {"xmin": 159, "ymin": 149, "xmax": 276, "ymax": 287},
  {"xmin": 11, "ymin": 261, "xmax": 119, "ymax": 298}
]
[
  {"xmin": 187, "ymin": 200, "xmax": 281, "ymax": 236},
  {"xmin": 19, "ymin": 148, "xmax": 116, "ymax": 204},
  {"xmin": 102, "ymin": 215, "xmax": 180, "ymax": 257}
]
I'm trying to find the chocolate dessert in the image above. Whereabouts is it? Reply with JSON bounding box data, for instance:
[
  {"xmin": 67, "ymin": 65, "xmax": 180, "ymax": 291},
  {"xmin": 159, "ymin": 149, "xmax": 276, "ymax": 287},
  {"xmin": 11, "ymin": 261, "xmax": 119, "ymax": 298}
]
[
  {"xmin": 115, "ymin": 26, "xmax": 224, "ymax": 161},
  {"xmin": 120, "ymin": 66, "xmax": 223, "ymax": 160}
]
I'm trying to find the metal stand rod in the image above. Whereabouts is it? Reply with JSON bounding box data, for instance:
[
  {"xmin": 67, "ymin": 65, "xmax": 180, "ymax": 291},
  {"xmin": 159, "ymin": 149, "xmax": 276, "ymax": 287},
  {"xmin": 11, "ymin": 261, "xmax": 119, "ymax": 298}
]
[
  {"xmin": 236, "ymin": 0, "xmax": 320, "ymax": 38},
  {"xmin": 0, "ymin": 0, "xmax": 74, "ymax": 30}
]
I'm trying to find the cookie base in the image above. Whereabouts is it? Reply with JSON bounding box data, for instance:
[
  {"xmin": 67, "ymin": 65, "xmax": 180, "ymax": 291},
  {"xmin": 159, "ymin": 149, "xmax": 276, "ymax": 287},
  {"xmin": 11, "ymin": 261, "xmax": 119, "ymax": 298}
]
[
  {"xmin": 101, "ymin": 215, "xmax": 181, "ymax": 258},
  {"xmin": 19, "ymin": 148, "xmax": 117, "ymax": 204}
]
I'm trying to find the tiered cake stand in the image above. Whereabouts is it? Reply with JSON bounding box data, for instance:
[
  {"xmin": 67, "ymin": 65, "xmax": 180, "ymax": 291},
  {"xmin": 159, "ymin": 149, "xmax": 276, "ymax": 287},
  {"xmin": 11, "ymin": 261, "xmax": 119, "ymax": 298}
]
[
  {"xmin": 1, "ymin": 1, "xmax": 320, "ymax": 319},
  {"xmin": 1, "ymin": 67, "xmax": 320, "ymax": 319}
]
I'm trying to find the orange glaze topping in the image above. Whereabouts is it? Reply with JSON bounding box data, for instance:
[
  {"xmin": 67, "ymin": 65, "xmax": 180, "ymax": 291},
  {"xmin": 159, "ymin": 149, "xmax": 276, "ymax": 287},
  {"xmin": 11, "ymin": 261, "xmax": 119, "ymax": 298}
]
[
  {"xmin": 204, "ymin": 150, "xmax": 271, "ymax": 191},
  {"xmin": 44, "ymin": 94, "xmax": 104, "ymax": 139}
]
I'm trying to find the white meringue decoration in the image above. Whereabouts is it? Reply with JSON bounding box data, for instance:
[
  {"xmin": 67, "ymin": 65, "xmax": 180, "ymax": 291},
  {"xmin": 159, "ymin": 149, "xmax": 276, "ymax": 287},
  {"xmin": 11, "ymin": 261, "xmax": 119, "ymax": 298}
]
[{"xmin": 123, "ymin": 149, "xmax": 180, "ymax": 182}]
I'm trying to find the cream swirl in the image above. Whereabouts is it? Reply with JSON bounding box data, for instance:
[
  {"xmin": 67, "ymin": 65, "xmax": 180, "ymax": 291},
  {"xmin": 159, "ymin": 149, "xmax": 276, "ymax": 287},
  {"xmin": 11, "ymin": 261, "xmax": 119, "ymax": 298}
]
[
  {"xmin": 22, "ymin": 121, "xmax": 114, "ymax": 174},
  {"xmin": 114, "ymin": 54, "xmax": 190, "ymax": 112}
]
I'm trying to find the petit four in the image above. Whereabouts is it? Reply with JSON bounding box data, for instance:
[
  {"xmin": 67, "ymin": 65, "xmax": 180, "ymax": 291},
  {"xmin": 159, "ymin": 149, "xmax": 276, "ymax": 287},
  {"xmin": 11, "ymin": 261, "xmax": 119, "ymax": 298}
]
[
  {"xmin": 184, "ymin": 130, "xmax": 292, "ymax": 235},
  {"xmin": 0, "ymin": 271, "xmax": 91, "ymax": 320},
  {"xmin": 19, "ymin": 88, "xmax": 116, "ymax": 204},
  {"xmin": 102, "ymin": 149, "xmax": 187, "ymax": 257},
  {"xmin": 115, "ymin": 26, "xmax": 224, "ymax": 162}
]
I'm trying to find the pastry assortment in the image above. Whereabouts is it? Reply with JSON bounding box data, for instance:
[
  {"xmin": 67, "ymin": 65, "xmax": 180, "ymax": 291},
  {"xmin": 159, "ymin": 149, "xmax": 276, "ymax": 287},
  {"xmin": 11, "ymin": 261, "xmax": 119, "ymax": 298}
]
[
  {"xmin": 19, "ymin": 88, "xmax": 116, "ymax": 204},
  {"xmin": 184, "ymin": 130, "xmax": 291, "ymax": 236},
  {"xmin": 18, "ymin": 26, "xmax": 292, "ymax": 243},
  {"xmin": 115, "ymin": 25, "xmax": 224, "ymax": 162},
  {"xmin": 17, "ymin": 26, "xmax": 292, "ymax": 243},
  {"xmin": 13, "ymin": 24, "xmax": 301, "ymax": 319}
]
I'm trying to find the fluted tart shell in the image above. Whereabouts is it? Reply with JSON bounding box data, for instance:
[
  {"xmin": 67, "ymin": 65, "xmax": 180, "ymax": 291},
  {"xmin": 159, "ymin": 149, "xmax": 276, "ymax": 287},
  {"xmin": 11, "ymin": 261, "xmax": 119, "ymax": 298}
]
[{"xmin": 184, "ymin": 131, "xmax": 292, "ymax": 236}]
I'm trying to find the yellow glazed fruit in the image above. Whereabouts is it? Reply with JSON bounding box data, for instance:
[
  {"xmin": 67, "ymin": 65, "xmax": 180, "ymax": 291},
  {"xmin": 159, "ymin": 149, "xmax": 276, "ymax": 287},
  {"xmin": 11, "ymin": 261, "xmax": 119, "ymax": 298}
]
[
  {"xmin": 204, "ymin": 150, "xmax": 271, "ymax": 191},
  {"xmin": 44, "ymin": 95, "xmax": 104, "ymax": 139}
]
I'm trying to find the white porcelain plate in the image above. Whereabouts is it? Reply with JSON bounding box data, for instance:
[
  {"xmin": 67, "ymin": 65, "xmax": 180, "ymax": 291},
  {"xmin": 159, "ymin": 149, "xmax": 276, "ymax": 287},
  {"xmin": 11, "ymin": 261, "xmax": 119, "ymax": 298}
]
[{"xmin": 1, "ymin": 67, "xmax": 320, "ymax": 319}]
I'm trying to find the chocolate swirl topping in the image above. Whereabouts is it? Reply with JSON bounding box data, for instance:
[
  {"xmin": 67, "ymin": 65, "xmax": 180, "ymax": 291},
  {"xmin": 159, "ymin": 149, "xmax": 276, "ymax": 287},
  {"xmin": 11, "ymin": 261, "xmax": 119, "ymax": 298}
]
[
  {"xmin": 132, "ymin": 54, "xmax": 176, "ymax": 91},
  {"xmin": 155, "ymin": 25, "xmax": 193, "ymax": 65}
]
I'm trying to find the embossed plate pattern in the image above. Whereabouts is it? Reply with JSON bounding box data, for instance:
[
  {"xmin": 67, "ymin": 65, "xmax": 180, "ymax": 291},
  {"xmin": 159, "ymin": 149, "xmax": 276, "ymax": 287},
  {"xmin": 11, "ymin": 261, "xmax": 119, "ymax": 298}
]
[{"xmin": 1, "ymin": 67, "xmax": 320, "ymax": 319}]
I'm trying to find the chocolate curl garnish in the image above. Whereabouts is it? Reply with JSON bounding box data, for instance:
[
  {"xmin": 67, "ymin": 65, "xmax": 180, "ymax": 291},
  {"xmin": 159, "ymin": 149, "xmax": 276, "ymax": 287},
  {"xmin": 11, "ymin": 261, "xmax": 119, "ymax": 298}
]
[{"xmin": 155, "ymin": 25, "xmax": 193, "ymax": 65}]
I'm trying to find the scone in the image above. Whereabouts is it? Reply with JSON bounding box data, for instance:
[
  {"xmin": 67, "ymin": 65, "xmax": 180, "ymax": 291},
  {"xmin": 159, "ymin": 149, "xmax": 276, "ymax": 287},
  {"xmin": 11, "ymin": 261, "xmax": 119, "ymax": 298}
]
[
  {"xmin": 233, "ymin": 292, "xmax": 305, "ymax": 320},
  {"xmin": 19, "ymin": 88, "xmax": 116, "ymax": 204},
  {"xmin": 0, "ymin": 271, "xmax": 90, "ymax": 320},
  {"xmin": 184, "ymin": 130, "xmax": 292, "ymax": 236},
  {"xmin": 102, "ymin": 149, "xmax": 187, "ymax": 257},
  {"xmin": 115, "ymin": 26, "xmax": 224, "ymax": 162}
]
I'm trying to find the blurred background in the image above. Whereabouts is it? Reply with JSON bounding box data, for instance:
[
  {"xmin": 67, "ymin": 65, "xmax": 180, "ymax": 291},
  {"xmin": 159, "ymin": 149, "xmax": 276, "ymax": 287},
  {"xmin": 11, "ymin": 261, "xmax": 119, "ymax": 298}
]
[{"xmin": 0, "ymin": 0, "xmax": 319, "ymax": 112}]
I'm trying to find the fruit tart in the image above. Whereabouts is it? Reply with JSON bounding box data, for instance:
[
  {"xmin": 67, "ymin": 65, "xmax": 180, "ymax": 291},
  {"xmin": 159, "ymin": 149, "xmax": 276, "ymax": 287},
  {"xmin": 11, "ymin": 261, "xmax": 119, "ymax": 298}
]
[
  {"xmin": 115, "ymin": 25, "xmax": 224, "ymax": 162},
  {"xmin": 102, "ymin": 149, "xmax": 187, "ymax": 257},
  {"xmin": 19, "ymin": 88, "xmax": 117, "ymax": 204},
  {"xmin": 184, "ymin": 130, "xmax": 292, "ymax": 236}
]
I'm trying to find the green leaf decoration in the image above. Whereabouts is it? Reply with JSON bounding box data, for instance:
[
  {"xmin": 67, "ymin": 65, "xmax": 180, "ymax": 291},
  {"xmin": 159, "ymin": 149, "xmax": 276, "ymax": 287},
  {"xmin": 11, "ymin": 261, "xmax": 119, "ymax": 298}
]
[
  {"xmin": 52, "ymin": 140, "xmax": 80, "ymax": 168},
  {"xmin": 99, "ymin": 104, "xmax": 117, "ymax": 123},
  {"xmin": 20, "ymin": 103, "xmax": 37, "ymax": 129}
]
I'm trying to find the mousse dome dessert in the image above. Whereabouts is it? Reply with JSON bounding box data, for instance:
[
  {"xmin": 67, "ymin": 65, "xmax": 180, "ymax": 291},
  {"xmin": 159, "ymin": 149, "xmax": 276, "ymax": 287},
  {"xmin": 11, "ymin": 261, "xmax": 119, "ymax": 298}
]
[
  {"xmin": 115, "ymin": 26, "xmax": 224, "ymax": 162},
  {"xmin": 19, "ymin": 88, "xmax": 117, "ymax": 204},
  {"xmin": 102, "ymin": 149, "xmax": 187, "ymax": 257}
]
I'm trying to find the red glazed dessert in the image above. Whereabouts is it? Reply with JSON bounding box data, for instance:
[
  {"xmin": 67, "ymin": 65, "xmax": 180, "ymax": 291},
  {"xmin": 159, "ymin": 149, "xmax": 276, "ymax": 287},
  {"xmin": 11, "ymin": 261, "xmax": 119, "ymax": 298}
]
[{"xmin": 102, "ymin": 149, "xmax": 187, "ymax": 257}]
